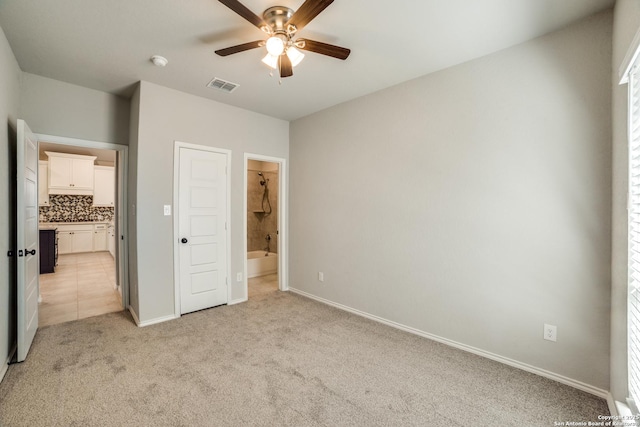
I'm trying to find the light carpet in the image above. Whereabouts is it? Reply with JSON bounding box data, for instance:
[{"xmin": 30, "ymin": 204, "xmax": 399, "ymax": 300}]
[{"xmin": 0, "ymin": 289, "xmax": 609, "ymax": 426}]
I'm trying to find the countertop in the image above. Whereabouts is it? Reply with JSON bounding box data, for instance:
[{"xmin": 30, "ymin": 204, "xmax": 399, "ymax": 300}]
[{"xmin": 39, "ymin": 221, "xmax": 110, "ymax": 230}]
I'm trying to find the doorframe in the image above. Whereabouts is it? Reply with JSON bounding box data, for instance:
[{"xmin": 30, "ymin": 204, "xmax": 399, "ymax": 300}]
[
  {"xmin": 173, "ymin": 141, "xmax": 232, "ymax": 317},
  {"xmin": 35, "ymin": 133, "xmax": 130, "ymax": 308},
  {"xmin": 243, "ymin": 153, "xmax": 288, "ymax": 299}
]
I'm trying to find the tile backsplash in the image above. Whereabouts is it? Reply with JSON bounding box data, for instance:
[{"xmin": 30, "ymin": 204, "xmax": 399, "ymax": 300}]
[{"xmin": 40, "ymin": 195, "xmax": 114, "ymax": 223}]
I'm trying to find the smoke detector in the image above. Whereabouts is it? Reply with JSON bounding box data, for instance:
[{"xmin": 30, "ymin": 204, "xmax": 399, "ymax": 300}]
[{"xmin": 150, "ymin": 55, "xmax": 168, "ymax": 67}]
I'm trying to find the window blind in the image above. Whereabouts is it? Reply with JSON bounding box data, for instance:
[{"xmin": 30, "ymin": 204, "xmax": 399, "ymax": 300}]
[{"xmin": 629, "ymin": 64, "xmax": 640, "ymax": 412}]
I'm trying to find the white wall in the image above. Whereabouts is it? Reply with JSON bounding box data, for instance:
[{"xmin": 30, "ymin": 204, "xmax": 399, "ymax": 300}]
[
  {"xmin": 611, "ymin": 0, "xmax": 640, "ymax": 403},
  {"xmin": 290, "ymin": 11, "xmax": 612, "ymax": 391},
  {"xmin": 19, "ymin": 73, "xmax": 129, "ymax": 144},
  {"xmin": 132, "ymin": 81, "xmax": 288, "ymax": 323},
  {"xmin": 0, "ymin": 24, "xmax": 21, "ymax": 379}
]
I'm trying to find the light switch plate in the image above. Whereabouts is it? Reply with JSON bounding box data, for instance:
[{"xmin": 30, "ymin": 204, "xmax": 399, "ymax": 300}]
[{"xmin": 163, "ymin": 205, "xmax": 171, "ymax": 216}]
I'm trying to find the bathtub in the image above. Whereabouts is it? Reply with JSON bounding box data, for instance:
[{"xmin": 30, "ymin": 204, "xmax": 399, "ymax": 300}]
[{"xmin": 247, "ymin": 251, "xmax": 278, "ymax": 278}]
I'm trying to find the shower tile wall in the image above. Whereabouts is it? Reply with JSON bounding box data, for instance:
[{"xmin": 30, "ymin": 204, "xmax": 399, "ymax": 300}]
[
  {"xmin": 248, "ymin": 170, "xmax": 278, "ymax": 253},
  {"xmin": 39, "ymin": 195, "xmax": 115, "ymax": 223}
]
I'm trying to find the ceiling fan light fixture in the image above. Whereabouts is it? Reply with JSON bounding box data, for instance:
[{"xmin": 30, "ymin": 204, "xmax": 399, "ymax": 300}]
[
  {"xmin": 286, "ymin": 46, "xmax": 305, "ymax": 67},
  {"xmin": 265, "ymin": 36, "xmax": 285, "ymax": 56},
  {"xmin": 261, "ymin": 53, "xmax": 279, "ymax": 69}
]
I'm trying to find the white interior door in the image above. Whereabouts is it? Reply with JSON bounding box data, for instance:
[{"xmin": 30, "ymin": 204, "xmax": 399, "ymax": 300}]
[
  {"xmin": 17, "ymin": 119, "xmax": 39, "ymax": 362},
  {"xmin": 178, "ymin": 147, "xmax": 228, "ymax": 314}
]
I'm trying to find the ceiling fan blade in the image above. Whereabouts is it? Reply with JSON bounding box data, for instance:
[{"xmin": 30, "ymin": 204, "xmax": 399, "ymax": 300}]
[
  {"xmin": 218, "ymin": 0, "xmax": 268, "ymax": 31},
  {"xmin": 297, "ymin": 39, "xmax": 350, "ymax": 60},
  {"xmin": 215, "ymin": 40, "xmax": 264, "ymax": 56},
  {"xmin": 286, "ymin": 0, "xmax": 334, "ymax": 32},
  {"xmin": 280, "ymin": 55, "xmax": 293, "ymax": 78}
]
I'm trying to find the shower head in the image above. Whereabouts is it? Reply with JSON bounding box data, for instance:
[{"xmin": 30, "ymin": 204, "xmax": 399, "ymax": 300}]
[
  {"xmin": 257, "ymin": 172, "xmax": 263, "ymax": 176},
  {"xmin": 258, "ymin": 171, "xmax": 266, "ymax": 186}
]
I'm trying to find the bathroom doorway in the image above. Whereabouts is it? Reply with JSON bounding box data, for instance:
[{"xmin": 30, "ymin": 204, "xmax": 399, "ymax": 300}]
[{"xmin": 244, "ymin": 154, "xmax": 287, "ymax": 300}]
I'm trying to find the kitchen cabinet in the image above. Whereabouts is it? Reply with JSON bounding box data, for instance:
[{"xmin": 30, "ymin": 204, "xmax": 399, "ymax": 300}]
[
  {"xmin": 39, "ymin": 229, "xmax": 57, "ymax": 274},
  {"xmin": 56, "ymin": 224, "xmax": 94, "ymax": 254},
  {"xmin": 93, "ymin": 166, "xmax": 115, "ymax": 206},
  {"xmin": 93, "ymin": 224, "xmax": 107, "ymax": 251},
  {"xmin": 46, "ymin": 151, "xmax": 96, "ymax": 195},
  {"xmin": 42, "ymin": 223, "xmax": 110, "ymax": 254},
  {"xmin": 38, "ymin": 161, "xmax": 49, "ymax": 206},
  {"xmin": 108, "ymin": 225, "xmax": 116, "ymax": 258}
]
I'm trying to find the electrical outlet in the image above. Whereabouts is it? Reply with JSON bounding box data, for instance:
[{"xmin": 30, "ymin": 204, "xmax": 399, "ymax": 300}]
[
  {"xmin": 543, "ymin": 324, "xmax": 557, "ymax": 342},
  {"xmin": 236, "ymin": 272, "xmax": 242, "ymax": 282},
  {"xmin": 318, "ymin": 272, "xmax": 324, "ymax": 282}
]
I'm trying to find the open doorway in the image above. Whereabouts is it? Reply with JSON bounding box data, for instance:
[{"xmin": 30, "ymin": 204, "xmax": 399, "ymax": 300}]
[
  {"xmin": 244, "ymin": 154, "xmax": 287, "ymax": 299},
  {"xmin": 36, "ymin": 136, "xmax": 128, "ymax": 326}
]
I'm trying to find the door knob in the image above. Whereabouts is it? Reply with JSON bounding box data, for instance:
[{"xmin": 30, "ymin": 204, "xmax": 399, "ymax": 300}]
[{"xmin": 181, "ymin": 238, "xmax": 188, "ymax": 244}]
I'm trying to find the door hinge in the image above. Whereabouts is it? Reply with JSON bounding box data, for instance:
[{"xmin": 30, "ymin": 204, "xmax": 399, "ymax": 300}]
[{"xmin": 225, "ymin": 222, "xmax": 227, "ymax": 230}]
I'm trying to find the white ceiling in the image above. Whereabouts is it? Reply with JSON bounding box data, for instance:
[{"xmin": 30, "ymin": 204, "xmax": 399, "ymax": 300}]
[{"xmin": 0, "ymin": 0, "xmax": 614, "ymax": 121}]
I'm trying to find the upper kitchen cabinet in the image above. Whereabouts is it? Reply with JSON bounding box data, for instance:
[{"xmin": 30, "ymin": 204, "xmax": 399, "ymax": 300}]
[
  {"xmin": 38, "ymin": 160, "xmax": 49, "ymax": 206},
  {"xmin": 93, "ymin": 166, "xmax": 115, "ymax": 206},
  {"xmin": 46, "ymin": 151, "xmax": 96, "ymax": 195}
]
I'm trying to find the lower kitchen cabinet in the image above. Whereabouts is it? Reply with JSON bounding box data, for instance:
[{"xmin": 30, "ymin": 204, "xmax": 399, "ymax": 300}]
[
  {"xmin": 108, "ymin": 225, "xmax": 116, "ymax": 258},
  {"xmin": 42, "ymin": 223, "xmax": 111, "ymax": 255},
  {"xmin": 93, "ymin": 224, "xmax": 107, "ymax": 251},
  {"xmin": 56, "ymin": 224, "xmax": 97, "ymax": 254},
  {"xmin": 39, "ymin": 229, "xmax": 57, "ymax": 274}
]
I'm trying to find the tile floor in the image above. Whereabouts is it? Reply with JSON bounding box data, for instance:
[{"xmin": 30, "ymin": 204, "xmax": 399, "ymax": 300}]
[
  {"xmin": 248, "ymin": 273, "xmax": 279, "ymax": 298},
  {"xmin": 40, "ymin": 263, "xmax": 273, "ymax": 326},
  {"xmin": 39, "ymin": 252, "xmax": 122, "ymax": 327}
]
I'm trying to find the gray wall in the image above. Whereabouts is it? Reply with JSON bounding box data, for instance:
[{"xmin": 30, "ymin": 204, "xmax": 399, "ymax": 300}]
[
  {"xmin": 127, "ymin": 84, "xmax": 140, "ymax": 319},
  {"xmin": 19, "ymin": 73, "xmax": 129, "ymax": 144},
  {"xmin": 611, "ymin": 0, "xmax": 640, "ymax": 403},
  {"xmin": 290, "ymin": 11, "xmax": 612, "ymax": 390},
  {"xmin": 0, "ymin": 24, "xmax": 21, "ymax": 378},
  {"xmin": 133, "ymin": 81, "xmax": 288, "ymax": 322}
]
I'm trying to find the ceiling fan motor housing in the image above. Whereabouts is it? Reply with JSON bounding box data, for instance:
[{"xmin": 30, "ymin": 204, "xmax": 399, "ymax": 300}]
[{"xmin": 262, "ymin": 6, "xmax": 294, "ymax": 32}]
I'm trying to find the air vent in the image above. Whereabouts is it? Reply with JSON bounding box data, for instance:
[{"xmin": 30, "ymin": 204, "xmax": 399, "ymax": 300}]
[{"xmin": 207, "ymin": 78, "xmax": 239, "ymax": 93}]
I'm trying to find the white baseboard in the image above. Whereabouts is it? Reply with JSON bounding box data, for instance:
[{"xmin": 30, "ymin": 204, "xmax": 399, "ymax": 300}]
[
  {"xmin": 128, "ymin": 306, "xmax": 178, "ymax": 327},
  {"xmin": 128, "ymin": 306, "xmax": 141, "ymax": 326},
  {"xmin": 228, "ymin": 298, "xmax": 247, "ymax": 306},
  {"xmin": 0, "ymin": 345, "xmax": 16, "ymax": 384},
  {"xmin": 609, "ymin": 397, "xmax": 638, "ymax": 426},
  {"xmin": 289, "ymin": 287, "xmax": 609, "ymax": 399},
  {"xmin": 607, "ymin": 393, "xmax": 619, "ymax": 418}
]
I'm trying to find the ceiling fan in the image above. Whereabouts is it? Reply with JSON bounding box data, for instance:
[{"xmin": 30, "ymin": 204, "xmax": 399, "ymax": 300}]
[{"xmin": 215, "ymin": 0, "xmax": 351, "ymax": 78}]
